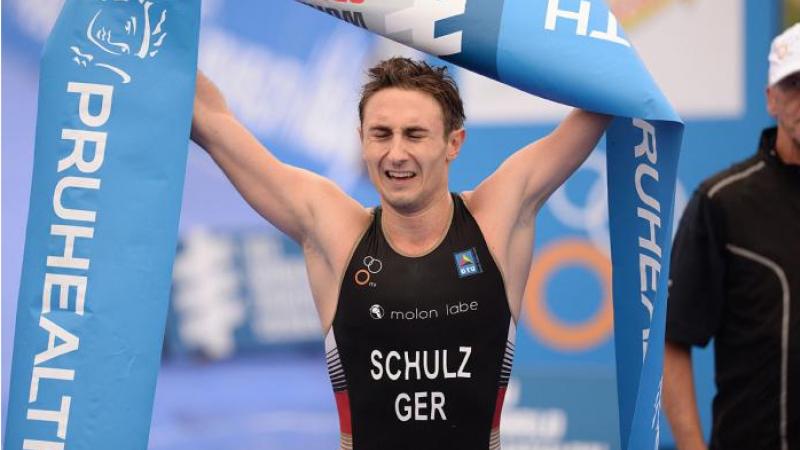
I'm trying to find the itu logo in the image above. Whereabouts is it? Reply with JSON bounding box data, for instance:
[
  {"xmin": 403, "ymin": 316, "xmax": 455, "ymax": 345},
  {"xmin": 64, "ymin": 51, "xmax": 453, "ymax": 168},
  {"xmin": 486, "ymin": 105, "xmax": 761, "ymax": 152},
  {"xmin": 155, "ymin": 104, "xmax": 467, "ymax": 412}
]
[
  {"xmin": 70, "ymin": 0, "xmax": 169, "ymax": 84},
  {"xmin": 454, "ymin": 248, "xmax": 482, "ymax": 278},
  {"xmin": 369, "ymin": 304, "xmax": 384, "ymax": 320}
]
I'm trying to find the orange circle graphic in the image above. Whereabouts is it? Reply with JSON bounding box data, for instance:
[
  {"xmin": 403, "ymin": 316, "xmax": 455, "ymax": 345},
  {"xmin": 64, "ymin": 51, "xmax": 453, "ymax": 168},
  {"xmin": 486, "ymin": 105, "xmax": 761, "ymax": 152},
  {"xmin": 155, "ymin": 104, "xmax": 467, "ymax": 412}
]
[
  {"xmin": 354, "ymin": 269, "xmax": 370, "ymax": 286},
  {"xmin": 525, "ymin": 239, "xmax": 613, "ymax": 351}
]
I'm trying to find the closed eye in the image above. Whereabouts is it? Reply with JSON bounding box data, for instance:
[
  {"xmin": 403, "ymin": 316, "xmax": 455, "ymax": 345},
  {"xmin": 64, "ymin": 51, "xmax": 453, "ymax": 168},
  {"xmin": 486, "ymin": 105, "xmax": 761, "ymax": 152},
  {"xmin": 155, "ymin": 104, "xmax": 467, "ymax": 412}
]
[
  {"xmin": 368, "ymin": 126, "xmax": 392, "ymax": 140},
  {"xmin": 404, "ymin": 127, "xmax": 429, "ymax": 140}
]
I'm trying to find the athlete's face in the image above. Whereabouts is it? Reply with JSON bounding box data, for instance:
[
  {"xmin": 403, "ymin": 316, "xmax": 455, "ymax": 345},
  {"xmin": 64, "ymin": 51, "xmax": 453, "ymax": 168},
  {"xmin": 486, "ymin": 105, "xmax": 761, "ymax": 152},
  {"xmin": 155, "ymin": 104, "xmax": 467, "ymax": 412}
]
[
  {"xmin": 360, "ymin": 88, "xmax": 465, "ymax": 213},
  {"xmin": 768, "ymin": 73, "xmax": 800, "ymax": 159}
]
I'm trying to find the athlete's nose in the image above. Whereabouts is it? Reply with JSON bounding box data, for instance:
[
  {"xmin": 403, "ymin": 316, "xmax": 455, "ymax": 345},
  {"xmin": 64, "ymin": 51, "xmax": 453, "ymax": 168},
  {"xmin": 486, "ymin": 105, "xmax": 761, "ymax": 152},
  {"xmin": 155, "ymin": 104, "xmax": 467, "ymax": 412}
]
[{"xmin": 385, "ymin": 135, "xmax": 410, "ymax": 165}]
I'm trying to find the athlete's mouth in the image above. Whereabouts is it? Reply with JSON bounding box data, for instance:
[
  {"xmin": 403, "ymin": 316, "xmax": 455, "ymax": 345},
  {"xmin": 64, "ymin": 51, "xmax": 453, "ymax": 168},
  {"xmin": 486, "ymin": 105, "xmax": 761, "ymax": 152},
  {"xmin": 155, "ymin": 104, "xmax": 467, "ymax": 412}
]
[{"xmin": 385, "ymin": 170, "xmax": 417, "ymax": 180}]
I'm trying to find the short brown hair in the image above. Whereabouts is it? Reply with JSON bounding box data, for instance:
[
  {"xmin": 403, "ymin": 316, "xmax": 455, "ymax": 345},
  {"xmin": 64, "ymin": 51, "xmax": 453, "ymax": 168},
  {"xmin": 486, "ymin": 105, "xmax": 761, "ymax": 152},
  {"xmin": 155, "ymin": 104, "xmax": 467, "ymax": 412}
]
[{"xmin": 358, "ymin": 57, "xmax": 466, "ymax": 135}]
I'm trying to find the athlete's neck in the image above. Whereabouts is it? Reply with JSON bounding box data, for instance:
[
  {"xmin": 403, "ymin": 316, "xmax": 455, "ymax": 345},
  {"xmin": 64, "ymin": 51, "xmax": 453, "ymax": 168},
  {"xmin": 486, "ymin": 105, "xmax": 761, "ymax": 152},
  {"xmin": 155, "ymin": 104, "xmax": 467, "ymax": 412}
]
[{"xmin": 380, "ymin": 191, "xmax": 453, "ymax": 257}]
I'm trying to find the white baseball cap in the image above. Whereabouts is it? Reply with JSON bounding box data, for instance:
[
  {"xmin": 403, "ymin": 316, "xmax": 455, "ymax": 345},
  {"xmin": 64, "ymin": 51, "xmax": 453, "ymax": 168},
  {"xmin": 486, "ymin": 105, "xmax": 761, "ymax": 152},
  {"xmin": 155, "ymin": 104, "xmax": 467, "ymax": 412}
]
[{"xmin": 769, "ymin": 23, "xmax": 800, "ymax": 86}]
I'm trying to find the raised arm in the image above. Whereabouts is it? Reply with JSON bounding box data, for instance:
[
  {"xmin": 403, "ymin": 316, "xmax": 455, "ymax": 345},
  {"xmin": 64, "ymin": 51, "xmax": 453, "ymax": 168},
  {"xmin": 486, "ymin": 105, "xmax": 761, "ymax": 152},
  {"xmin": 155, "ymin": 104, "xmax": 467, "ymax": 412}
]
[
  {"xmin": 190, "ymin": 73, "xmax": 365, "ymax": 245},
  {"xmin": 470, "ymin": 109, "xmax": 611, "ymax": 223},
  {"xmin": 465, "ymin": 109, "xmax": 611, "ymax": 318}
]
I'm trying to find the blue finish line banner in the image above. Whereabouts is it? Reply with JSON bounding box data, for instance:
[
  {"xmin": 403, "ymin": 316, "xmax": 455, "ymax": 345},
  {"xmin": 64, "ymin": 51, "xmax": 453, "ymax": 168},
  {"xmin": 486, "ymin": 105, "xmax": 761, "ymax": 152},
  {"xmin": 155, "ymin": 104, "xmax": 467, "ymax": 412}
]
[
  {"xmin": 298, "ymin": 1, "xmax": 682, "ymax": 448},
  {"xmin": 5, "ymin": 1, "xmax": 200, "ymax": 449}
]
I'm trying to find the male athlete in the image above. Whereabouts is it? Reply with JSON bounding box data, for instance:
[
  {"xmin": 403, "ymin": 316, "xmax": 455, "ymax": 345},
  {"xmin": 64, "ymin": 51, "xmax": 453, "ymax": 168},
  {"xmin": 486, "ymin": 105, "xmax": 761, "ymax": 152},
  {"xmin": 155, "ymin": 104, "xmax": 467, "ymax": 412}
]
[{"xmin": 191, "ymin": 58, "xmax": 610, "ymax": 450}]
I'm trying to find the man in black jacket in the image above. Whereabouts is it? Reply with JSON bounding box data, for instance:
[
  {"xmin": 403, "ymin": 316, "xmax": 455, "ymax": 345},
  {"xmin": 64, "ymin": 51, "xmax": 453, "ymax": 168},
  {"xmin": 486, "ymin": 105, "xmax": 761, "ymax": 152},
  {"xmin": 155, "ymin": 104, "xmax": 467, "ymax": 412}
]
[{"xmin": 663, "ymin": 23, "xmax": 800, "ymax": 450}]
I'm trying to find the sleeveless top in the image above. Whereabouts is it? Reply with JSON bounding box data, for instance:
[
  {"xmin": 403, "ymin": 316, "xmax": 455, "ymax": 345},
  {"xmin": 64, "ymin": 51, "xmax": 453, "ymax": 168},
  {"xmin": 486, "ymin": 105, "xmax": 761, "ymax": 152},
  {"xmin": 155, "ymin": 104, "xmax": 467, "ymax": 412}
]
[{"xmin": 326, "ymin": 193, "xmax": 516, "ymax": 450}]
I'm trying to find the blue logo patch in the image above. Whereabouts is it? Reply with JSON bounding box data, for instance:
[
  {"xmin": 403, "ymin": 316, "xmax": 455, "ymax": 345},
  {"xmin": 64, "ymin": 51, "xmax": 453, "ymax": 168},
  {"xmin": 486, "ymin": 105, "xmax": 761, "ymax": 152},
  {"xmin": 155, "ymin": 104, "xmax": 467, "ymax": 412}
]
[{"xmin": 454, "ymin": 248, "xmax": 483, "ymax": 278}]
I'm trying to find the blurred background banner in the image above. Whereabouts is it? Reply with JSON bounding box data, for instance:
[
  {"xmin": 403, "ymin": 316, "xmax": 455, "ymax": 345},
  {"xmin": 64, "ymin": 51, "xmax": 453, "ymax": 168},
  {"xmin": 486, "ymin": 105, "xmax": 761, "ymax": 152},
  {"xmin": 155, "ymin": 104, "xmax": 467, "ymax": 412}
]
[
  {"xmin": 2, "ymin": 1, "xmax": 780, "ymax": 449},
  {"xmin": 4, "ymin": 1, "xmax": 200, "ymax": 449}
]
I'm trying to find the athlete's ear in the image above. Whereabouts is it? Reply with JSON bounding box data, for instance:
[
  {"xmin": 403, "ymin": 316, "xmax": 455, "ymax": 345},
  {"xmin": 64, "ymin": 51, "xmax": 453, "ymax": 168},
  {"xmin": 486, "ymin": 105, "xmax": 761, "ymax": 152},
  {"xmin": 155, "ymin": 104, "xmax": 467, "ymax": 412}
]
[
  {"xmin": 766, "ymin": 86, "xmax": 778, "ymax": 118},
  {"xmin": 445, "ymin": 128, "xmax": 466, "ymax": 163}
]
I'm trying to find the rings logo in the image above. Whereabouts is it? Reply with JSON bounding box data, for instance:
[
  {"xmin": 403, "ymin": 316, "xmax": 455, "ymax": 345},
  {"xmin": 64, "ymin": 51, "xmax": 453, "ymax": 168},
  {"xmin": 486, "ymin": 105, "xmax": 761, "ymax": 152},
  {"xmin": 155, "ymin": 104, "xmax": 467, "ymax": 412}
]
[
  {"xmin": 363, "ymin": 256, "xmax": 382, "ymax": 273},
  {"xmin": 369, "ymin": 304, "xmax": 384, "ymax": 320},
  {"xmin": 354, "ymin": 255, "xmax": 382, "ymax": 287}
]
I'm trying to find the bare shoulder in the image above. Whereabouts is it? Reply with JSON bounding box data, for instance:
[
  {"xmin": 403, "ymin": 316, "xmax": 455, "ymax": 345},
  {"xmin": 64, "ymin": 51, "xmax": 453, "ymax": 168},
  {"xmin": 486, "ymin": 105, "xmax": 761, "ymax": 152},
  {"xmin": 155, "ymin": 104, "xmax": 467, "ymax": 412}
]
[
  {"xmin": 306, "ymin": 178, "xmax": 373, "ymax": 264},
  {"xmin": 460, "ymin": 188, "xmax": 514, "ymax": 265},
  {"xmin": 460, "ymin": 190, "xmax": 475, "ymax": 208},
  {"xmin": 461, "ymin": 187, "xmax": 500, "ymax": 222},
  {"xmin": 302, "ymin": 181, "xmax": 373, "ymax": 331},
  {"xmin": 462, "ymin": 187, "xmax": 536, "ymax": 321},
  {"xmin": 462, "ymin": 171, "xmax": 530, "ymax": 248}
]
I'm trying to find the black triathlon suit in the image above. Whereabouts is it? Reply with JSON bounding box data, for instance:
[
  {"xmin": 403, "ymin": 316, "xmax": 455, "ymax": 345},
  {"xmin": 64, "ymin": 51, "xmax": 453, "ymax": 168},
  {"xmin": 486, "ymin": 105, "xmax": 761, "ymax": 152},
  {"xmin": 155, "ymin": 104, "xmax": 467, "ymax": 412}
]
[{"xmin": 325, "ymin": 193, "xmax": 516, "ymax": 450}]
